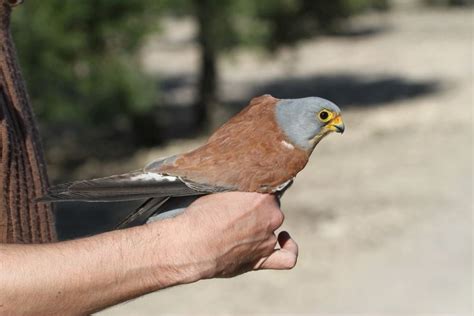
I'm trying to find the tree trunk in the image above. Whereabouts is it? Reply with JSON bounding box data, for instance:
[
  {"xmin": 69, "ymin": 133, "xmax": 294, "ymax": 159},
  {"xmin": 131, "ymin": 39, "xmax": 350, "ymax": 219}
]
[
  {"xmin": 194, "ymin": 0, "xmax": 218, "ymax": 130},
  {"xmin": 0, "ymin": 0, "xmax": 56, "ymax": 243}
]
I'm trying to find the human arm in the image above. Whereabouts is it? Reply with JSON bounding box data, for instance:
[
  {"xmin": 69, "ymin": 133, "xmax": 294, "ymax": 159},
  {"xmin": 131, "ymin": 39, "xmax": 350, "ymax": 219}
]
[{"xmin": 0, "ymin": 192, "xmax": 298, "ymax": 315}]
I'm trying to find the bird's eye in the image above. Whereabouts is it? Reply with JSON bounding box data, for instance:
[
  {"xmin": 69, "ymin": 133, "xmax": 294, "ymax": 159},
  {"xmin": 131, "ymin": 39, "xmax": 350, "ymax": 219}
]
[{"xmin": 318, "ymin": 110, "xmax": 332, "ymax": 122}]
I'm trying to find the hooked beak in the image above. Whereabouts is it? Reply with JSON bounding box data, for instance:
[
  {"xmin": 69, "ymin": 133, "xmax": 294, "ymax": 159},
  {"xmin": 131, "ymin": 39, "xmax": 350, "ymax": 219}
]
[{"xmin": 327, "ymin": 115, "xmax": 345, "ymax": 134}]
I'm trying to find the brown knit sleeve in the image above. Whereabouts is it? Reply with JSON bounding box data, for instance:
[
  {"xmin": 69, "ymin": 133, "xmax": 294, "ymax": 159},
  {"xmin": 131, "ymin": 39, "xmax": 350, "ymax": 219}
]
[{"xmin": 0, "ymin": 0, "xmax": 56, "ymax": 243}]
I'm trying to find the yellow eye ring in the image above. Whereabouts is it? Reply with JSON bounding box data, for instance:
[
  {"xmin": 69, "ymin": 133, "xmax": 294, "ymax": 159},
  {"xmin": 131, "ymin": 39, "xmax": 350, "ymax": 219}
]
[{"xmin": 318, "ymin": 110, "xmax": 333, "ymax": 123}]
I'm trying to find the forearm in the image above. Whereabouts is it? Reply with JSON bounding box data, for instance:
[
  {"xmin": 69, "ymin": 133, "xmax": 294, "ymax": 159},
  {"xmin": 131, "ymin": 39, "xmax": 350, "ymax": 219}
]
[
  {"xmin": 0, "ymin": 192, "xmax": 298, "ymax": 315},
  {"xmin": 0, "ymin": 218, "xmax": 196, "ymax": 315}
]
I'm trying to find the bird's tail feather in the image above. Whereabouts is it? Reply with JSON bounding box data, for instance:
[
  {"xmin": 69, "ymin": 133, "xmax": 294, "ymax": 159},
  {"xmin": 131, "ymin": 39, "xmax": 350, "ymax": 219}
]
[
  {"xmin": 116, "ymin": 197, "xmax": 170, "ymax": 229},
  {"xmin": 38, "ymin": 171, "xmax": 199, "ymax": 202}
]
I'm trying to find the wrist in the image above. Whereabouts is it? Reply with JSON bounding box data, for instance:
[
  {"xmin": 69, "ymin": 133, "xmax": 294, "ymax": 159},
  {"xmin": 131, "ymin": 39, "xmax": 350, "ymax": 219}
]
[{"xmin": 141, "ymin": 215, "xmax": 211, "ymax": 288}]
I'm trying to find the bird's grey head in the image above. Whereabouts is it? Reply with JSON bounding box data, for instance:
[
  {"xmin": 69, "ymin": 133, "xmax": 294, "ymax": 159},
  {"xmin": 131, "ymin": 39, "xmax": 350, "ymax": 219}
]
[{"xmin": 275, "ymin": 97, "xmax": 345, "ymax": 151}]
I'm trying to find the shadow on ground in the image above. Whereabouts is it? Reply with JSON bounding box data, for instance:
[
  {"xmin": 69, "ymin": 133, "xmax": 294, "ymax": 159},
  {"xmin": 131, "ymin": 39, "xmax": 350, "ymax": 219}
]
[
  {"xmin": 244, "ymin": 74, "xmax": 440, "ymax": 109},
  {"xmin": 157, "ymin": 73, "xmax": 440, "ymax": 137}
]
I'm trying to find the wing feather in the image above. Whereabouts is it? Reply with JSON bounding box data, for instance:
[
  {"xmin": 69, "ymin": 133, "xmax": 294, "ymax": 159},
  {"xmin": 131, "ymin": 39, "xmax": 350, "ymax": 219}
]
[
  {"xmin": 39, "ymin": 171, "xmax": 203, "ymax": 202},
  {"xmin": 116, "ymin": 197, "xmax": 170, "ymax": 229}
]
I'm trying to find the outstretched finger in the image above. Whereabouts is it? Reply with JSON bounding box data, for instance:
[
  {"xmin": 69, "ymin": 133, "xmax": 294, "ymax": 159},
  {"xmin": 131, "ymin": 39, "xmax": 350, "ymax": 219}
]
[
  {"xmin": 255, "ymin": 231, "xmax": 298, "ymax": 270},
  {"xmin": 277, "ymin": 231, "xmax": 298, "ymax": 254}
]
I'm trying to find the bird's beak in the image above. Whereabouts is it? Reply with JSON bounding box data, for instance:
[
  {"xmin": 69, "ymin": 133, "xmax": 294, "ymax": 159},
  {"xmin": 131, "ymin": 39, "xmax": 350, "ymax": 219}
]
[{"xmin": 327, "ymin": 115, "xmax": 345, "ymax": 134}]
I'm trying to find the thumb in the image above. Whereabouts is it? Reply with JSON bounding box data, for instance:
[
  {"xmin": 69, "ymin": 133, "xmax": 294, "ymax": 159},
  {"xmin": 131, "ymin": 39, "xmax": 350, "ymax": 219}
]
[{"xmin": 254, "ymin": 231, "xmax": 298, "ymax": 270}]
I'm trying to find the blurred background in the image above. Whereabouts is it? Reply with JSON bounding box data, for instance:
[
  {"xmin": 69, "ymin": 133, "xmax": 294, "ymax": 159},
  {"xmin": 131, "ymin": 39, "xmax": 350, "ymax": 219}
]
[{"xmin": 12, "ymin": 0, "xmax": 472, "ymax": 314}]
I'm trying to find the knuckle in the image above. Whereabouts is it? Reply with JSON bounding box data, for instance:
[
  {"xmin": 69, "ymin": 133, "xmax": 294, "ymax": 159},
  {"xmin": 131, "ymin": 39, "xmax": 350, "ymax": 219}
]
[
  {"xmin": 253, "ymin": 193, "xmax": 270, "ymax": 208},
  {"xmin": 270, "ymin": 209, "xmax": 284, "ymax": 228},
  {"xmin": 255, "ymin": 193, "xmax": 276, "ymax": 208},
  {"xmin": 267, "ymin": 195, "xmax": 280, "ymax": 208}
]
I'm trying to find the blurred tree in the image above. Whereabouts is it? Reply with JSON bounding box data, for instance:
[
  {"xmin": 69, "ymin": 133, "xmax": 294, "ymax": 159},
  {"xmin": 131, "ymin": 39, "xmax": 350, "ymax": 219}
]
[
  {"xmin": 11, "ymin": 0, "xmax": 391, "ymax": 138},
  {"xmin": 11, "ymin": 1, "xmax": 163, "ymax": 145},
  {"xmin": 193, "ymin": 0, "xmax": 218, "ymax": 128},
  {"xmin": 255, "ymin": 0, "xmax": 389, "ymax": 48},
  {"xmin": 192, "ymin": 0, "xmax": 254, "ymax": 128},
  {"xmin": 174, "ymin": 0, "xmax": 390, "ymax": 129}
]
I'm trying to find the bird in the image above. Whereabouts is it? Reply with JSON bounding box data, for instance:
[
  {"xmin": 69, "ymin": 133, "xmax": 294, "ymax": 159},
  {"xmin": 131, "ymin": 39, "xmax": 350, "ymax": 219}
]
[{"xmin": 40, "ymin": 95, "xmax": 345, "ymax": 228}]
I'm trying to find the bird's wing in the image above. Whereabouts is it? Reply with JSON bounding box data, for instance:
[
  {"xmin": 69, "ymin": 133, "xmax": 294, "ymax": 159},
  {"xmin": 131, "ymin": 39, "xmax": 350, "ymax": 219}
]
[
  {"xmin": 142, "ymin": 180, "xmax": 293, "ymax": 227},
  {"xmin": 116, "ymin": 197, "xmax": 171, "ymax": 229},
  {"xmin": 113, "ymin": 176, "xmax": 292, "ymax": 229},
  {"xmin": 146, "ymin": 195, "xmax": 201, "ymax": 223},
  {"xmin": 39, "ymin": 170, "xmax": 206, "ymax": 202},
  {"xmin": 144, "ymin": 156, "xmax": 236, "ymax": 193}
]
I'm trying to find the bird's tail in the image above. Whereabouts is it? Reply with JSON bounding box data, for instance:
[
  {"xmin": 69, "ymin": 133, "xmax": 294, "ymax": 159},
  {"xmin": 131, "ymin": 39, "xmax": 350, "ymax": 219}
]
[
  {"xmin": 115, "ymin": 197, "xmax": 171, "ymax": 229},
  {"xmin": 38, "ymin": 171, "xmax": 198, "ymax": 202}
]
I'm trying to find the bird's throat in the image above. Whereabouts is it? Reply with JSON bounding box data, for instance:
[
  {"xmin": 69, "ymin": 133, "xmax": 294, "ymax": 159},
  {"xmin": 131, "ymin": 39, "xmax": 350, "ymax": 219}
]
[{"xmin": 309, "ymin": 130, "xmax": 333, "ymax": 151}]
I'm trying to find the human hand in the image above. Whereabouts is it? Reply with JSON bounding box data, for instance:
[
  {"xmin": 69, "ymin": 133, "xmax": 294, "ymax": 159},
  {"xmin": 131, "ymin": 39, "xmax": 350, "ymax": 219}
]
[{"xmin": 170, "ymin": 192, "xmax": 298, "ymax": 280}]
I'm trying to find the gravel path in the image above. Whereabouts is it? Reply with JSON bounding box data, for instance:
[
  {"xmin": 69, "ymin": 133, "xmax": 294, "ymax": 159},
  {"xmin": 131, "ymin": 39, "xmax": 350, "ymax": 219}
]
[{"xmin": 100, "ymin": 6, "xmax": 472, "ymax": 316}]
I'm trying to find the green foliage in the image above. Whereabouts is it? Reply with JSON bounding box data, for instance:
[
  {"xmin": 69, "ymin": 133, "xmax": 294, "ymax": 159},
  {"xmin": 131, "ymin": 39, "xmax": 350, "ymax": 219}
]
[
  {"xmin": 11, "ymin": 1, "xmax": 162, "ymax": 128},
  {"xmin": 11, "ymin": 0, "xmax": 391, "ymax": 137},
  {"xmin": 179, "ymin": 0, "xmax": 390, "ymax": 52},
  {"xmin": 254, "ymin": 0, "xmax": 390, "ymax": 48}
]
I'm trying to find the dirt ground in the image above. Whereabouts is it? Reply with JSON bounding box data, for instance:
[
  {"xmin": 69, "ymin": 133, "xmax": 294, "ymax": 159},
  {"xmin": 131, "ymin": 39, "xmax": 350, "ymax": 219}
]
[{"xmin": 99, "ymin": 4, "xmax": 472, "ymax": 316}]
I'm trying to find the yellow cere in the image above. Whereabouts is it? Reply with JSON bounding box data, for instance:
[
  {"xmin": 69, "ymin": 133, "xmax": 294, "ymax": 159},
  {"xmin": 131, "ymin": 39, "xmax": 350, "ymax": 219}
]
[
  {"xmin": 330, "ymin": 115, "xmax": 343, "ymax": 126},
  {"xmin": 325, "ymin": 115, "xmax": 345, "ymax": 133}
]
